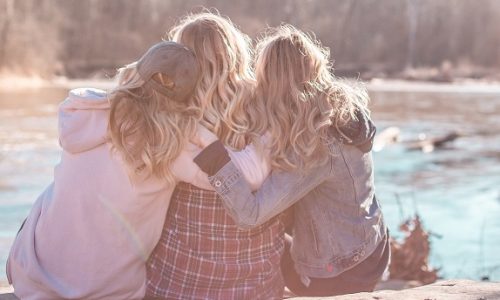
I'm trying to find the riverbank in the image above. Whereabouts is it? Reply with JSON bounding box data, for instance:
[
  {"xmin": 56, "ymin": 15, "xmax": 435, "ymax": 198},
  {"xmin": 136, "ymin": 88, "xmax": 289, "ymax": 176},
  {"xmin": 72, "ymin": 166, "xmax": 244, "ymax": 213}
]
[
  {"xmin": 2, "ymin": 280, "xmax": 499, "ymax": 300},
  {"xmin": 0, "ymin": 75, "xmax": 116, "ymax": 91},
  {"xmin": 367, "ymin": 78, "xmax": 500, "ymax": 94},
  {"xmin": 3, "ymin": 75, "xmax": 500, "ymax": 94}
]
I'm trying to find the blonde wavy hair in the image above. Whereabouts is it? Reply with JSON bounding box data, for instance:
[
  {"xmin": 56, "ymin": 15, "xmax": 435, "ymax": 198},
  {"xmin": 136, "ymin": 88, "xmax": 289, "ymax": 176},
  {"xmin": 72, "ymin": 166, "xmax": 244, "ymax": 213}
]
[
  {"xmin": 169, "ymin": 12, "xmax": 255, "ymax": 150},
  {"xmin": 108, "ymin": 63, "xmax": 200, "ymax": 183},
  {"xmin": 251, "ymin": 25, "xmax": 370, "ymax": 171}
]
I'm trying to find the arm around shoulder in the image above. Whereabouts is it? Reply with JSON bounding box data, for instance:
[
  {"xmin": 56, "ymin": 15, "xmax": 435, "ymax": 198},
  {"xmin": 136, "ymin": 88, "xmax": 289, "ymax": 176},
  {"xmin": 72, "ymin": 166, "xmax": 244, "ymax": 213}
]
[{"xmin": 197, "ymin": 151, "xmax": 329, "ymax": 228}]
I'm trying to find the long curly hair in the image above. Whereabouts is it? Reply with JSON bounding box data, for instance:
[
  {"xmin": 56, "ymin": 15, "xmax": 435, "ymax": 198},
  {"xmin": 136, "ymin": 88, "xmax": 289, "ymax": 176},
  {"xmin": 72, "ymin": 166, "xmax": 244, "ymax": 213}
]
[
  {"xmin": 251, "ymin": 25, "xmax": 370, "ymax": 171},
  {"xmin": 169, "ymin": 12, "xmax": 255, "ymax": 150},
  {"xmin": 108, "ymin": 63, "xmax": 200, "ymax": 183}
]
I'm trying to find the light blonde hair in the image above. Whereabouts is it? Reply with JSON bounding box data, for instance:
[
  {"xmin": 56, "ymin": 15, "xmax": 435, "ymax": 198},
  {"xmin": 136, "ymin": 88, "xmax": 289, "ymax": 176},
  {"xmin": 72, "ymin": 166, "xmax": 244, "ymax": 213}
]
[
  {"xmin": 252, "ymin": 25, "xmax": 370, "ymax": 171},
  {"xmin": 169, "ymin": 12, "xmax": 255, "ymax": 150},
  {"xmin": 108, "ymin": 63, "xmax": 200, "ymax": 183}
]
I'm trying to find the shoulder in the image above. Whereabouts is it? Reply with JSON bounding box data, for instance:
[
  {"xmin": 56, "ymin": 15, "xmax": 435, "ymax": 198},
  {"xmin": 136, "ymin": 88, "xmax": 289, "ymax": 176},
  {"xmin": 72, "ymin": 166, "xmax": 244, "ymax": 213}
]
[{"xmin": 60, "ymin": 88, "xmax": 109, "ymax": 110}]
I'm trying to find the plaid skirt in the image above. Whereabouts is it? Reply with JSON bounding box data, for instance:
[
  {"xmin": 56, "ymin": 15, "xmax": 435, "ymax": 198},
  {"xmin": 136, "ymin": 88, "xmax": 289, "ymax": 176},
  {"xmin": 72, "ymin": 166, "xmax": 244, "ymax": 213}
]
[{"xmin": 146, "ymin": 183, "xmax": 285, "ymax": 300}]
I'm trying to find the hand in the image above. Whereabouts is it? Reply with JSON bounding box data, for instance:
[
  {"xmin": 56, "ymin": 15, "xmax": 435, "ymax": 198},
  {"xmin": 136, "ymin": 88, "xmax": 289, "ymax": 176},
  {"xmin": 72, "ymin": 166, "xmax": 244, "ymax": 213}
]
[{"xmin": 191, "ymin": 123, "xmax": 218, "ymax": 148}]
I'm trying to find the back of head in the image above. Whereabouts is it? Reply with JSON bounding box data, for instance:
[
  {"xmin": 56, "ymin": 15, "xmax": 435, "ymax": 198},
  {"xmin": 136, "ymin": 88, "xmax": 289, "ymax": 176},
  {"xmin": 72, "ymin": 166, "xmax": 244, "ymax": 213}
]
[
  {"xmin": 254, "ymin": 25, "xmax": 370, "ymax": 171},
  {"xmin": 108, "ymin": 41, "xmax": 201, "ymax": 183},
  {"xmin": 169, "ymin": 12, "xmax": 255, "ymax": 149}
]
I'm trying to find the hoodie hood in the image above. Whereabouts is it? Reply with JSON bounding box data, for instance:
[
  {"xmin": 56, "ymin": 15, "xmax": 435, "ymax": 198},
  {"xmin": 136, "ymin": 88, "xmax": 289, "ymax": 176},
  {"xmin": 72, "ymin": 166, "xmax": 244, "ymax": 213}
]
[{"xmin": 58, "ymin": 88, "xmax": 110, "ymax": 154}]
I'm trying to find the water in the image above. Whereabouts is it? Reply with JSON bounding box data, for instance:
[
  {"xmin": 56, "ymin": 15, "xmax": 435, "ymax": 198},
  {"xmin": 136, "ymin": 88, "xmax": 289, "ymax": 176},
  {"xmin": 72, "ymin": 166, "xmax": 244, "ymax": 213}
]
[
  {"xmin": 370, "ymin": 88, "xmax": 500, "ymax": 281},
  {"xmin": 0, "ymin": 85, "xmax": 499, "ymax": 282}
]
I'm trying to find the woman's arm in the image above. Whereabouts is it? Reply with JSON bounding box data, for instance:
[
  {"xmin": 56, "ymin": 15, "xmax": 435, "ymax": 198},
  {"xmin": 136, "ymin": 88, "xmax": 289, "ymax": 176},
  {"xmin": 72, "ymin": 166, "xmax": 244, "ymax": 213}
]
[
  {"xmin": 191, "ymin": 112, "xmax": 376, "ymax": 227},
  {"xmin": 194, "ymin": 141, "xmax": 330, "ymax": 228}
]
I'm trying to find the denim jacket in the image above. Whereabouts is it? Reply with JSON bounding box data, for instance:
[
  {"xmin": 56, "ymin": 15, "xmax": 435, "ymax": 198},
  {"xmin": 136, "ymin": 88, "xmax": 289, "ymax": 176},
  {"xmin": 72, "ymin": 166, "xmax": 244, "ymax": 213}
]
[{"xmin": 195, "ymin": 112, "xmax": 386, "ymax": 278}]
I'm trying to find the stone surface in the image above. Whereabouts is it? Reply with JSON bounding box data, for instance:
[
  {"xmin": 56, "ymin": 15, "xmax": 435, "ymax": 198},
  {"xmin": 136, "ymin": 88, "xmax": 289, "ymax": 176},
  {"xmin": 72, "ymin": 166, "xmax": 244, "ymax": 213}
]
[
  {"xmin": 292, "ymin": 280, "xmax": 500, "ymax": 300},
  {"xmin": 1, "ymin": 279, "xmax": 499, "ymax": 300}
]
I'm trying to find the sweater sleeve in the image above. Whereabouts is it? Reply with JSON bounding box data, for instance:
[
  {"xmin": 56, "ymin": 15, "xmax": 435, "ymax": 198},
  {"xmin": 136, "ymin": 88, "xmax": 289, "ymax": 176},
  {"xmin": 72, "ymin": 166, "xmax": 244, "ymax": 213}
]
[{"xmin": 171, "ymin": 143, "xmax": 213, "ymax": 190}]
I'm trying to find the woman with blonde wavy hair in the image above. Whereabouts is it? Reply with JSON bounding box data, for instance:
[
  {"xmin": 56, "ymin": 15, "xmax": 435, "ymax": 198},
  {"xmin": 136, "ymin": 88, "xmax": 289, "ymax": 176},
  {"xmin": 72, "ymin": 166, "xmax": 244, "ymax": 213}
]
[
  {"xmin": 6, "ymin": 41, "xmax": 224, "ymax": 299},
  {"xmin": 170, "ymin": 11, "xmax": 255, "ymax": 149},
  {"xmin": 194, "ymin": 25, "xmax": 390, "ymax": 297},
  {"xmin": 145, "ymin": 12, "xmax": 285, "ymax": 300}
]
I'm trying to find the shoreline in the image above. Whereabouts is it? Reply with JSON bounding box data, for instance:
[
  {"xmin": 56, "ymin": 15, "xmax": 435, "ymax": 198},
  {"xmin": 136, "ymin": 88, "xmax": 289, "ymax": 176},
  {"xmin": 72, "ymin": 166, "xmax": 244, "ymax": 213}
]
[
  {"xmin": 2, "ymin": 76, "xmax": 500, "ymax": 94},
  {"xmin": 366, "ymin": 79, "xmax": 500, "ymax": 94},
  {"xmin": 0, "ymin": 76, "xmax": 116, "ymax": 92}
]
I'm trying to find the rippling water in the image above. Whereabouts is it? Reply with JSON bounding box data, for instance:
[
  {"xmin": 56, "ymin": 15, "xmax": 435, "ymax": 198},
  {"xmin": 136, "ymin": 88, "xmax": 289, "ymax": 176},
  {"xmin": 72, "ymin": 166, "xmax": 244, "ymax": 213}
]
[
  {"xmin": 370, "ymin": 88, "xmax": 500, "ymax": 281},
  {"xmin": 0, "ymin": 85, "xmax": 499, "ymax": 281}
]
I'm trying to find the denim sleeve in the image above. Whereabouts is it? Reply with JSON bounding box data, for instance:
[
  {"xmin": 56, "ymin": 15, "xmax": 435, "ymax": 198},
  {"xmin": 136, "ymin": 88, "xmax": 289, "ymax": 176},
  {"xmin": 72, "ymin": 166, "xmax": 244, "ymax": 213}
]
[{"xmin": 207, "ymin": 160, "xmax": 330, "ymax": 229}]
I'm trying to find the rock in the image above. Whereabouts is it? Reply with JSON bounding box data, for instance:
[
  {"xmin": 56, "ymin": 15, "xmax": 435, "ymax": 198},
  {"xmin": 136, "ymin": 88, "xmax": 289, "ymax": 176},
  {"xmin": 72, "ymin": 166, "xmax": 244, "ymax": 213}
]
[
  {"xmin": 374, "ymin": 279, "xmax": 424, "ymax": 291},
  {"xmin": 2, "ymin": 279, "xmax": 499, "ymax": 300},
  {"xmin": 0, "ymin": 294, "xmax": 16, "ymax": 300},
  {"xmin": 291, "ymin": 280, "xmax": 500, "ymax": 300}
]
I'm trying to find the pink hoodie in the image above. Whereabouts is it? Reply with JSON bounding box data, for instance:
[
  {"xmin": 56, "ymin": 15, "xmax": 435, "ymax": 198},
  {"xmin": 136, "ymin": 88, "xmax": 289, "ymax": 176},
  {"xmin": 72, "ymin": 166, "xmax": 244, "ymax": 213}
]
[{"xmin": 6, "ymin": 88, "xmax": 216, "ymax": 299}]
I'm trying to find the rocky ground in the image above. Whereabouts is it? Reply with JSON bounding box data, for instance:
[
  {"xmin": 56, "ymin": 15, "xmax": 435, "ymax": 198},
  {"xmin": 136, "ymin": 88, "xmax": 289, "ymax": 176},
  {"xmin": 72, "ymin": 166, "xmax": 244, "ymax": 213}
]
[
  {"xmin": 298, "ymin": 280, "xmax": 500, "ymax": 300},
  {"xmin": 2, "ymin": 280, "xmax": 499, "ymax": 300}
]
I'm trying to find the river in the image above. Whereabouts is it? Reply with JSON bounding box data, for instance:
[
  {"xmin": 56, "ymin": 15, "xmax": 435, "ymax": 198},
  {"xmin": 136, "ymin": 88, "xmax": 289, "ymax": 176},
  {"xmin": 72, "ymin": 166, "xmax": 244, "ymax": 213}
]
[{"xmin": 1, "ymin": 82, "xmax": 499, "ymax": 281}]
